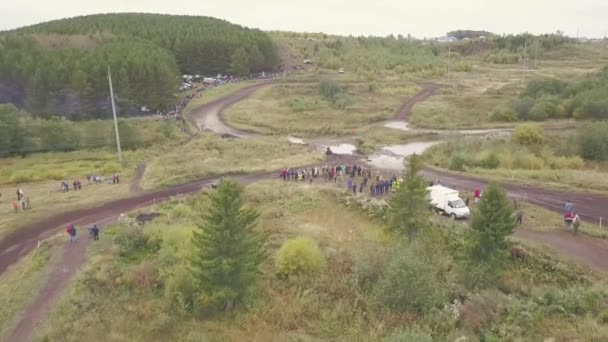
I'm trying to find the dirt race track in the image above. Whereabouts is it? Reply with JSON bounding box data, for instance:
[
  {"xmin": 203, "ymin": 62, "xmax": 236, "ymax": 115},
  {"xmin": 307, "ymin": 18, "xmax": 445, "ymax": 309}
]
[
  {"xmin": 4, "ymin": 79, "xmax": 608, "ymax": 342},
  {"xmin": 2, "ymin": 81, "xmax": 608, "ymax": 278}
]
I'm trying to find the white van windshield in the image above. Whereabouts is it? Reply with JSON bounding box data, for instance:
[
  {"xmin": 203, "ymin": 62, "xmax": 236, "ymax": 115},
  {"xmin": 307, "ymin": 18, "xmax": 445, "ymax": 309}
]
[{"xmin": 449, "ymin": 199, "xmax": 467, "ymax": 208}]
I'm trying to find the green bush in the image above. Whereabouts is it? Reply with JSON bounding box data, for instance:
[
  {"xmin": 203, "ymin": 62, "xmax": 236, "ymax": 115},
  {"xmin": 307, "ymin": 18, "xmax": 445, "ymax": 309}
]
[
  {"xmin": 521, "ymin": 79, "xmax": 568, "ymax": 99},
  {"xmin": 352, "ymin": 247, "xmax": 388, "ymax": 293},
  {"xmin": 577, "ymin": 123, "xmax": 608, "ymax": 161},
  {"xmin": 319, "ymin": 79, "xmax": 342, "ymax": 102},
  {"xmin": 275, "ymin": 237, "xmax": 326, "ymax": 278},
  {"xmin": 511, "ymin": 97, "xmax": 535, "ymax": 120},
  {"xmin": 484, "ymin": 51, "xmax": 519, "ymax": 64},
  {"xmin": 489, "ymin": 104, "xmax": 518, "ymax": 122},
  {"xmin": 110, "ymin": 217, "xmax": 161, "ymax": 260},
  {"xmin": 513, "ymin": 152, "xmax": 545, "ymax": 170},
  {"xmin": 373, "ymin": 249, "xmax": 445, "ymax": 313},
  {"xmin": 164, "ymin": 264, "xmax": 197, "ymax": 314},
  {"xmin": 479, "ymin": 152, "xmax": 500, "ymax": 169},
  {"xmin": 513, "ymin": 124, "xmax": 545, "ymax": 146},
  {"xmin": 449, "ymin": 152, "xmax": 469, "ymax": 171}
]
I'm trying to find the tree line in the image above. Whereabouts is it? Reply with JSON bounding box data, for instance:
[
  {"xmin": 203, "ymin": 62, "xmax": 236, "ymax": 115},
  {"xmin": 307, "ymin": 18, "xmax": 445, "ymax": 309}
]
[
  {"xmin": 0, "ymin": 14, "xmax": 279, "ymax": 119},
  {"xmin": 0, "ymin": 103, "xmax": 182, "ymax": 157}
]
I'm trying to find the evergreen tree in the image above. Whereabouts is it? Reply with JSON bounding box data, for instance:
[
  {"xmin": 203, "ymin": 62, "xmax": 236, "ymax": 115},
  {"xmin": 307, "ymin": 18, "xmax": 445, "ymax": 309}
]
[
  {"xmin": 190, "ymin": 181, "xmax": 267, "ymax": 313},
  {"xmin": 230, "ymin": 47, "xmax": 251, "ymax": 76},
  {"xmin": 387, "ymin": 154, "xmax": 429, "ymax": 240},
  {"xmin": 467, "ymin": 183, "xmax": 516, "ymax": 262}
]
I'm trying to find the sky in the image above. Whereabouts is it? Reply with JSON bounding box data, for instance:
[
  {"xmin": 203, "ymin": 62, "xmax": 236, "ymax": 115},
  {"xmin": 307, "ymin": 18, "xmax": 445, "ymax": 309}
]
[{"xmin": 1, "ymin": 0, "xmax": 607, "ymax": 38}]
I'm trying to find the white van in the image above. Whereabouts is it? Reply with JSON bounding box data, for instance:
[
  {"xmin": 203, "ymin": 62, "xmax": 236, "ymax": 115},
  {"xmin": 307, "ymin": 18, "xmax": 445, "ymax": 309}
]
[{"xmin": 427, "ymin": 185, "xmax": 470, "ymax": 219}]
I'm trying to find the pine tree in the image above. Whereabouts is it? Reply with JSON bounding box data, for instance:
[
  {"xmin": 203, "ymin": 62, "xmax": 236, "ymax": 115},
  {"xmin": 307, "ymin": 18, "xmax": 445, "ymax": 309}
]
[
  {"xmin": 230, "ymin": 47, "xmax": 251, "ymax": 76},
  {"xmin": 190, "ymin": 181, "xmax": 267, "ymax": 313},
  {"xmin": 468, "ymin": 183, "xmax": 516, "ymax": 262},
  {"xmin": 387, "ymin": 154, "xmax": 430, "ymax": 240}
]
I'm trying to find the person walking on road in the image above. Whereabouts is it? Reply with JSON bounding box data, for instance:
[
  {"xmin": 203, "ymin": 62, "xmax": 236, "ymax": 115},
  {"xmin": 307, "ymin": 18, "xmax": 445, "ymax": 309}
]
[
  {"xmin": 572, "ymin": 214, "xmax": 581, "ymax": 234},
  {"xmin": 516, "ymin": 211, "xmax": 524, "ymax": 225},
  {"xmin": 91, "ymin": 225, "xmax": 100, "ymax": 241},
  {"xmin": 66, "ymin": 224, "xmax": 77, "ymax": 244},
  {"xmin": 564, "ymin": 200, "xmax": 574, "ymax": 214}
]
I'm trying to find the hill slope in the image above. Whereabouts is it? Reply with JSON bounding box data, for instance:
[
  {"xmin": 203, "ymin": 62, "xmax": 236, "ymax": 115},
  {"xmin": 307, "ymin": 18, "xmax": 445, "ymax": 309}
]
[{"xmin": 0, "ymin": 13, "xmax": 279, "ymax": 118}]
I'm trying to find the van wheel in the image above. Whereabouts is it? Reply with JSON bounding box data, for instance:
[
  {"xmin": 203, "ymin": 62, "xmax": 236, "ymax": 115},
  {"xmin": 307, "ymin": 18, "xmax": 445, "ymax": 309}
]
[{"xmin": 450, "ymin": 213, "xmax": 457, "ymax": 220}]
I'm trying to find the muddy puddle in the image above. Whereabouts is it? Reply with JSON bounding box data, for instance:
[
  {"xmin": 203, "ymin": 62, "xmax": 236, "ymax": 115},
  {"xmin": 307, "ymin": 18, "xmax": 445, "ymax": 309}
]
[{"xmin": 368, "ymin": 141, "xmax": 441, "ymax": 170}]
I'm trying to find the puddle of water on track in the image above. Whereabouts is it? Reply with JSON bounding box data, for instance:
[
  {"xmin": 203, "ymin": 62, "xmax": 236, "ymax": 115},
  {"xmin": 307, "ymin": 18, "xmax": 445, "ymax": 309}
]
[
  {"xmin": 382, "ymin": 142, "xmax": 441, "ymax": 156},
  {"xmin": 368, "ymin": 141, "xmax": 441, "ymax": 170},
  {"xmin": 367, "ymin": 155, "xmax": 404, "ymax": 169},
  {"xmin": 328, "ymin": 144, "xmax": 357, "ymax": 155},
  {"xmin": 384, "ymin": 121, "xmax": 410, "ymax": 131},
  {"xmin": 288, "ymin": 136, "xmax": 305, "ymax": 144}
]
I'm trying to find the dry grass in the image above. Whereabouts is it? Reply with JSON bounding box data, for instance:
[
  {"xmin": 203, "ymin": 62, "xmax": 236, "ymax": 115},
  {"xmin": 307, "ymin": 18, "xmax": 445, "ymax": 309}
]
[
  {"xmin": 0, "ymin": 178, "xmax": 132, "ymax": 241},
  {"xmin": 143, "ymin": 133, "xmax": 325, "ymax": 189},
  {"xmin": 410, "ymin": 48, "xmax": 608, "ymax": 129},
  {"xmin": 224, "ymin": 82, "xmax": 418, "ymax": 136}
]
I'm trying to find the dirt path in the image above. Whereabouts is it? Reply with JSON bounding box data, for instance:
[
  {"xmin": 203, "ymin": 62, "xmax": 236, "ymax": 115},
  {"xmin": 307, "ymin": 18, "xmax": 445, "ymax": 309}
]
[
  {"xmin": 190, "ymin": 81, "xmax": 273, "ymax": 137},
  {"xmin": 5, "ymin": 77, "xmax": 608, "ymax": 341},
  {"xmin": 513, "ymin": 229, "xmax": 608, "ymax": 272},
  {"xmin": 422, "ymin": 167, "xmax": 608, "ymax": 224},
  {"xmin": 394, "ymin": 82, "xmax": 439, "ymax": 120}
]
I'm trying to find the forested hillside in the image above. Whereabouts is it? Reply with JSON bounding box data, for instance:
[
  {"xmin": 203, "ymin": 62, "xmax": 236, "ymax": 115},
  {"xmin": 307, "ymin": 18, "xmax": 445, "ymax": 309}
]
[{"xmin": 0, "ymin": 14, "xmax": 279, "ymax": 119}]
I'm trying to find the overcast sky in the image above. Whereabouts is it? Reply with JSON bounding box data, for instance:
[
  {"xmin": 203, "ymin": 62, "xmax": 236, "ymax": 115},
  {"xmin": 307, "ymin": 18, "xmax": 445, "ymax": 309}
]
[{"xmin": 1, "ymin": 0, "xmax": 607, "ymax": 38}]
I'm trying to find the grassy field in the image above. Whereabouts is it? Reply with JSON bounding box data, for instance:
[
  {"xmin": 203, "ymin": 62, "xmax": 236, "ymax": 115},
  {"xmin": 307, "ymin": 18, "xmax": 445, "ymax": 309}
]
[
  {"xmin": 142, "ymin": 133, "xmax": 325, "ymax": 189},
  {"xmin": 223, "ymin": 81, "xmax": 419, "ymax": 136},
  {"xmin": 410, "ymin": 44, "xmax": 608, "ymax": 129},
  {"xmin": 424, "ymin": 133, "xmax": 608, "ymax": 192},
  {"xmin": 0, "ymin": 234, "xmax": 62, "ymax": 338},
  {"xmin": 37, "ymin": 181, "xmax": 608, "ymax": 341}
]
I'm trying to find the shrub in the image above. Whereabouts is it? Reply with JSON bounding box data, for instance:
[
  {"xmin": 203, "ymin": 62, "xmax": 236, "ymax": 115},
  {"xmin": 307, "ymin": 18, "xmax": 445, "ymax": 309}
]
[
  {"xmin": 374, "ymin": 249, "xmax": 445, "ymax": 313},
  {"xmin": 479, "ymin": 152, "xmax": 500, "ymax": 169},
  {"xmin": 489, "ymin": 104, "xmax": 518, "ymax": 122},
  {"xmin": 111, "ymin": 220, "xmax": 160, "ymax": 259},
  {"xmin": 352, "ymin": 247, "xmax": 388, "ymax": 293},
  {"xmin": 521, "ymin": 79, "xmax": 568, "ymax": 99},
  {"xmin": 275, "ymin": 237, "xmax": 326, "ymax": 278},
  {"xmin": 511, "ymin": 96, "xmax": 535, "ymax": 120},
  {"xmin": 459, "ymin": 290, "xmax": 508, "ymax": 333},
  {"xmin": 484, "ymin": 51, "xmax": 519, "ymax": 64},
  {"xmin": 528, "ymin": 95, "xmax": 563, "ymax": 120},
  {"xmin": 513, "ymin": 152, "xmax": 545, "ymax": 170},
  {"xmin": 319, "ymin": 79, "xmax": 342, "ymax": 102},
  {"xmin": 164, "ymin": 264, "xmax": 197, "ymax": 314},
  {"xmin": 513, "ymin": 124, "xmax": 545, "ymax": 146},
  {"xmin": 449, "ymin": 152, "xmax": 469, "ymax": 171},
  {"xmin": 577, "ymin": 123, "xmax": 608, "ymax": 161}
]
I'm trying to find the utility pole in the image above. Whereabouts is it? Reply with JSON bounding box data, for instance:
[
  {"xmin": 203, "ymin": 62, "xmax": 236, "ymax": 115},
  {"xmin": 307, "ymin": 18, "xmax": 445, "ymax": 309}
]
[
  {"xmin": 521, "ymin": 41, "xmax": 527, "ymax": 84},
  {"xmin": 447, "ymin": 47, "xmax": 451, "ymax": 82},
  {"xmin": 534, "ymin": 40, "xmax": 539, "ymax": 68},
  {"xmin": 107, "ymin": 66, "xmax": 122, "ymax": 162}
]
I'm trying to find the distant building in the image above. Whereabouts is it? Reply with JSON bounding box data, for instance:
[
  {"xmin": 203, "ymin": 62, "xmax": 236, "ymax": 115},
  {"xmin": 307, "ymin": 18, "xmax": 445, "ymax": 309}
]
[{"xmin": 435, "ymin": 36, "xmax": 458, "ymax": 43}]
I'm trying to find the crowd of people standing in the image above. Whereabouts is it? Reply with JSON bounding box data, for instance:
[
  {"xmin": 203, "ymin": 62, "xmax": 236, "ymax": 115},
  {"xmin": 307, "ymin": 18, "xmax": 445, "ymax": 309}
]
[{"xmin": 279, "ymin": 163, "xmax": 403, "ymax": 197}]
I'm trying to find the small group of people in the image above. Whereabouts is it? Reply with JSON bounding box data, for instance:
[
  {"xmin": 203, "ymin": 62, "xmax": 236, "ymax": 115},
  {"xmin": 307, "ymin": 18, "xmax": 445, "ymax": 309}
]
[
  {"xmin": 12, "ymin": 188, "xmax": 31, "ymax": 212},
  {"xmin": 563, "ymin": 200, "xmax": 581, "ymax": 233},
  {"xmin": 112, "ymin": 174, "xmax": 121, "ymax": 184},
  {"xmin": 368, "ymin": 176, "xmax": 403, "ymax": 197},
  {"xmin": 65, "ymin": 223, "xmax": 100, "ymax": 243},
  {"xmin": 61, "ymin": 180, "xmax": 83, "ymax": 192}
]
